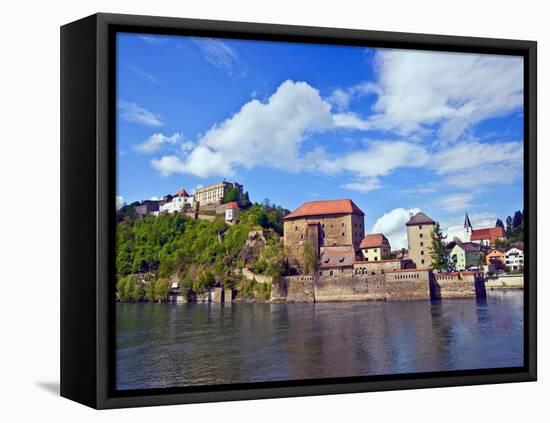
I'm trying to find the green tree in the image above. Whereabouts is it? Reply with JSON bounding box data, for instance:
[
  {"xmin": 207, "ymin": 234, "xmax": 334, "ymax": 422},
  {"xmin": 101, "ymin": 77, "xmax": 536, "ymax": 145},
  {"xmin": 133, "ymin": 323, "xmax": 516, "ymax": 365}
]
[
  {"xmin": 154, "ymin": 278, "xmax": 170, "ymax": 302},
  {"xmin": 223, "ymin": 187, "xmax": 239, "ymax": 203},
  {"xmin": 302, "ymin": 241, "xmax": 319, "ymax": 275},
  {"xmin": 256, "ymin": 239, "xmax": 286, "ymax": 277},
  {"xmin": 193, "ymin": 270, "xmax": 216, "ymax": 300},
  {"xmin": 131, "ymin": 280, "xmax": 145, "ymax": 301},
  {"xmin": 144, "ymin": 280, "xmax": 156, "ymax": 301},
  {"xmin": 430, "ymin": 222, "xmax": 448, "ymax": 271}
]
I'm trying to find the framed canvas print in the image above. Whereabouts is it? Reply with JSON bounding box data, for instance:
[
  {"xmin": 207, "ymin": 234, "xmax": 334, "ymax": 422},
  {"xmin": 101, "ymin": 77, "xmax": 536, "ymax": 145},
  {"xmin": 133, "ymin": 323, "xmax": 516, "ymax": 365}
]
[{"xmin": 60, "ymin": 13, "xmax": 537, "ymax": 409}]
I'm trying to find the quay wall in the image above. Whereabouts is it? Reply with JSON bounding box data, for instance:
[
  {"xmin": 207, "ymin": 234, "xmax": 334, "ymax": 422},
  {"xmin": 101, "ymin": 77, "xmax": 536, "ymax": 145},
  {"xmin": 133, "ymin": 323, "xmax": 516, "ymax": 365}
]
[{"xmin": 272, "ymin": 270, "xmax": 486, "ymax": 303}]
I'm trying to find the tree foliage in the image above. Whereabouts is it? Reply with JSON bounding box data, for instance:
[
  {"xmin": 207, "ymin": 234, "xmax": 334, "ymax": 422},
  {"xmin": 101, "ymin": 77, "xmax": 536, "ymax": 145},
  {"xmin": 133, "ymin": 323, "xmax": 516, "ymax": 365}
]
[
  {"xmin": 255, "ymin": 239, "xmax": 286, "ymax": 277},
  {"xmin": 430, "ymin": 222, "xmax": 448, "ymax": 271},
  {"xmin": 302, "ymin": 241, "xmax": 319, "ymax": 275},
  {"xmin": 115, "ymin": 203, "xmax": 289, "ymax": 301}
]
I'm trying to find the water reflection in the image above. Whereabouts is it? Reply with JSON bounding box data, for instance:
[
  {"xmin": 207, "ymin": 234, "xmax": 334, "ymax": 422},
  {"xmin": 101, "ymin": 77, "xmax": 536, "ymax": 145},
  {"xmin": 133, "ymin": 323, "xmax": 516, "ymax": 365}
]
[{"xmin": 116, "ymin": 290, "xmax": 524, "ymax": 390}]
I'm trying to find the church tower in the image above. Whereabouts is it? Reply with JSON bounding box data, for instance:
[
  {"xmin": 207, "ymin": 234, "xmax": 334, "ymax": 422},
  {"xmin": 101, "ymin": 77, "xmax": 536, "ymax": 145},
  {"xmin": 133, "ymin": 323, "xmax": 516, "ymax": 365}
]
[{"xmin": 464, "ymin": 212, "xmax": 473, "ymax": 242}]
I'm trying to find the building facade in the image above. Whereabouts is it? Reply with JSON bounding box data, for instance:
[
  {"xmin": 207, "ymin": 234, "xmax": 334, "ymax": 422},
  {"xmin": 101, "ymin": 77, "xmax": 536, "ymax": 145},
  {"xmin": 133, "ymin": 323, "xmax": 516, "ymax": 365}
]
[
  {"xmin": 283, "ymin": 199, "xmax": 365, "ymax": 272},
  {"xmin": 449, "ymin": 242, "xmax": 481, "ymax": 271},
  {"xmin": 194, "ymin": 181, "xmax": 243, "ymax": 206},
  {"xmin": 505, "ymin": 247, "xmax": 524, "ymax": 271},
  {"xmin": 485, "ymin": 249, "xmax": 505, "ymax": 266},
  {"xmin": 359, "ymin": 233, "xmax": 391, "ymax": 261},
  {"xmin": 470, "ymin": 226, "xmax": 506, "ymax": 247},
  {"xmin": 135, "ymin": 200, "xmax": 159, "ymax": 218},
  {"xmin": 225, "ymin": 201, "xmax": 239, "ymax": 222},
  {"xmin": 406, "ymin": 212, "xmax": 435, "ymax": 268},
  {"xmin": 160, "ymin": 188, "xmax": 193, "ymax": 214}
]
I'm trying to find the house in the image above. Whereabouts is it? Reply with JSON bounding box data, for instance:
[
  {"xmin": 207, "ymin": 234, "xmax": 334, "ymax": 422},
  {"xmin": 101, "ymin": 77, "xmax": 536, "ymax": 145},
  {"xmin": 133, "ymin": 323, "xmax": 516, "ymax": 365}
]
[
  {"xmin": 318, "ymin": 246, "xmax": 355, "ymax": 277},
  {"xmin": 485, "ymin": 249, "xmax": 505, "ymax": 267},
  {"xmin": 194, "ymin": 181, "xmax": 243, "ymax": 206},
  {"xmin": 449, "ymin": 242, "xmax": 481, "ymax": 271},
  {"xmin": 283, "ymin": 199, "xmax": 365, "ymax": 272},
  {"xmin": 160, "ymin": 188, "xmax": 193, "ymax": 214},
  {"xmin": 406, "ymin": 212, "xmax": 435, "ymax": 268},
  {"xmin": 505, "ymin": 247, "xmax": 524, "ymax": 271},
  {"xmin": 359, "ymin": 233, "xmax": 391, "ymax": 262},
  {"xmin": 470, "ymin": 226, "xmax": 506, "ymax": 247},
  {"xmin": 225, "ymin": 201, "xmax": 239, "ymax": 222}
]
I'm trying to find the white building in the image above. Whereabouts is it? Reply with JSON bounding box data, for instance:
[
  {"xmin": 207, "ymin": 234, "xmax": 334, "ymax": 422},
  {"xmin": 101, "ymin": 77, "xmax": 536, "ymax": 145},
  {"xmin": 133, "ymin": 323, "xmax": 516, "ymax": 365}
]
[
  {"xmin": 159, "ymin": 188, "xmax": 193, "ymax": 214},
  {"xmin": 505, "ymin": 247, "xmax": 524, "ymax": 271},
  {"xmin": 225, "ymin": 202, "xmax": 239, "ymax": 222},
  {"xmin": 194, "ymin": 181, "xmax": 243, "ymax": 206}
]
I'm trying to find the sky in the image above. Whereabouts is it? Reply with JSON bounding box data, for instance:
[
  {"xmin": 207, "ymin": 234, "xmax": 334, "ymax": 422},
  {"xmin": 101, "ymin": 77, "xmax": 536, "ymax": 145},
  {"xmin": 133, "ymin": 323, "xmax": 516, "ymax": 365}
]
[{"xmin": 116, "ymin": 32, "xmax": 524, "ymax": 249}]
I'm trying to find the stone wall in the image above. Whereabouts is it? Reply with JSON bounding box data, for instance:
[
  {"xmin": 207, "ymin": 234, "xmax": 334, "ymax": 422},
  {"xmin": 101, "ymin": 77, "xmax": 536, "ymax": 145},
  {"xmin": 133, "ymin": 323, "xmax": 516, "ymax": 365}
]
[
  {"xmin": 314, "ymin": 274, "xmax": 386, "ymax": 302},
  {"xmin": 271, "ymin": 276, "xmax": 315, "ymax": 303},
  {"xmin": 284, "ymin": 213, "xmax": 364, "ymax": 271},
  {"xmin": 431, "ymin": 271, "xmax": 486, "ymax": 299},
  {"xmin": 384, "ymin": 269, "xmax": 432, "ymax": 301}
]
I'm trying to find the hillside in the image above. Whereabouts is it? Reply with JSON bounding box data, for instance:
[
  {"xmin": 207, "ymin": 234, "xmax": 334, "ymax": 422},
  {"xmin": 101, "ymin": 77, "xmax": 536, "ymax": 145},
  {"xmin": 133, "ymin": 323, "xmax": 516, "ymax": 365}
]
[{"xmin": 115, "ymin": 203, "xmax": 289, "ymax": 301}]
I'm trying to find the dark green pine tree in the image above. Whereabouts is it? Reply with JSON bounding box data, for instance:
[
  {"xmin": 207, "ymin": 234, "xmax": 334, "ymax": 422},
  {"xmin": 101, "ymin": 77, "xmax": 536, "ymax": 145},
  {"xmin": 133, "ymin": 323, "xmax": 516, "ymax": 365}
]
[{"xmin": 430, "ymin": 222, "xmax": 448, "ymax": 271}]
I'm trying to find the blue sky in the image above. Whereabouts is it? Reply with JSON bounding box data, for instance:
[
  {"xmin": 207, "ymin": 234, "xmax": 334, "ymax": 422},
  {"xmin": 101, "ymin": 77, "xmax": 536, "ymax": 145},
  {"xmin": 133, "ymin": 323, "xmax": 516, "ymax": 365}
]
[{"xmin": 116, "ymin": 32, "xmax": 524, "ymax": 249}]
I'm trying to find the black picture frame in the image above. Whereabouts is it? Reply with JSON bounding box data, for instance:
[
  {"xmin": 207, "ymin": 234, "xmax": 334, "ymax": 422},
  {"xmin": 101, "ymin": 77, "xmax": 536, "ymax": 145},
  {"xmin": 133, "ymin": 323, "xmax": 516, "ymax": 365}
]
[{"xmin": 61, "ymin": 12, "xmax": 537, "ymax": 409}]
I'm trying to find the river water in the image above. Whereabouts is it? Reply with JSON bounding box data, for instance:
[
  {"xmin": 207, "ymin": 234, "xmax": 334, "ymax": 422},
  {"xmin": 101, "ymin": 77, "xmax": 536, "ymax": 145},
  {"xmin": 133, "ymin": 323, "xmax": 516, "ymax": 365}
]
[{"xmin": 116, "ymin": 290, "xmax": 524, "ymax": 391}]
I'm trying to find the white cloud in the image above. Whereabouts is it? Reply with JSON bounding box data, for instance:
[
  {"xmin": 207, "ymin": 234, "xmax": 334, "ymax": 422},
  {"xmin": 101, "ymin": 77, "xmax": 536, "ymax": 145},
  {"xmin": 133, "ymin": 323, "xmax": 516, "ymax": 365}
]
[
  {"xmin": 134, "ymin": 133, "xmax": 183, "ymax": 154},
  {"xmin": 328, "ymin": 82, "xmax": 376, "ymax": 111},
  {"xmin": 323, "ymin": 141, "xmax": 429, "ymax": 193},
  {"xmin": 333, "ymin": 112, "xmax": 371, "ymax": 131},
  {"xmin": 436, "ymin": 193, "xmax": 475, "ymax": 212},
  {"xmin": 366, "ymin": 49, "xmax": 523, "ymax": 141},
  {"xmin": 116, "ymin": 195, "xmax": 125, "ymax": 210},
  {"xmin": 431, "ymin": 140, "xmax": 523, "ymax": 188},
  {"xmin": 192, "ymin": 38, "xmax": 247, "ymax": 77},
  {"xmin": 118, "ymin": 100, "xmax": 163, "ymax": 127},
  {"xmin": 152, "ymin": 80, "xmax": 334, "ymax": 177},
  {"xmin": 128, "ymin": 65, "xmax": 160, "ymax": 85},
  {"xmin": 371, "ymin": 208, "xmax": 421, "ymax": 250}
]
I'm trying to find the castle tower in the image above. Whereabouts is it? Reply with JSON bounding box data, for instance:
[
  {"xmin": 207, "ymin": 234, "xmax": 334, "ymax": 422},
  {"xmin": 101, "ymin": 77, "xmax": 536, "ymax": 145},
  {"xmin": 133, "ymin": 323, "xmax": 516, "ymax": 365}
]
[{"xmin": 464, "ymin": 212, "xmax": 473, "ymax": 242}]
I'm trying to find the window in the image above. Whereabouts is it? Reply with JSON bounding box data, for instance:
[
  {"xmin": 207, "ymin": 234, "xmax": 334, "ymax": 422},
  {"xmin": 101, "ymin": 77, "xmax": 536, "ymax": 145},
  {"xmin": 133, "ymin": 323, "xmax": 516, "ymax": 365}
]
[
  {"xmin": 319, "ymin": 271, "xmax": 323, "ymax": 276},
  {"xmin": 329, "ymin": 270, "xmax": 333, "ymax": 277},
  {"xmin": 421, "ymin": 250, "xmax": 424, "ymax": 255},
  {"xmin": 419, "ymin": 225, "xmax": 423, "ymax": 230},
  {"xmin": 295, "ymin": 226, "xmax": 298, "ymax": 231},
  {"xmin": 374, "ymin": 248, "xmax": 378, "ymax": 253},
  {"xmin": 421, "ymin": 259, "xmax": 425, "ymax": 264},
  {"xmin": 419, "ymin": 233, "xmax": 423, "ymax": 238},
  {"xmin": 374, "ymin": 257, "xmax": 378, "ymax": 261},
  {"xmin": 300, "ymin": 234, "xmax": 303, "ymax": 240},
  {"xmin": 420, "ymin": 242, "xmax": 423, "ymax": 247},
  {"xmin": 341, "ymin": 232, "xmax": 345, "ymax": 237},
  {"xmin": 321, "ymin": 224, "xmax": 325, "ymax": 228}
]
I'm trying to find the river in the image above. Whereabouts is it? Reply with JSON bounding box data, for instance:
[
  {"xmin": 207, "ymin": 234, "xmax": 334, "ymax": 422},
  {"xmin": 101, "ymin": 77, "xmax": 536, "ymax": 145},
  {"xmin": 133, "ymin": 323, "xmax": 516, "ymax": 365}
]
[{"xmin": 116, "ymin": 290, "xmax": 524, "ymax": 390}]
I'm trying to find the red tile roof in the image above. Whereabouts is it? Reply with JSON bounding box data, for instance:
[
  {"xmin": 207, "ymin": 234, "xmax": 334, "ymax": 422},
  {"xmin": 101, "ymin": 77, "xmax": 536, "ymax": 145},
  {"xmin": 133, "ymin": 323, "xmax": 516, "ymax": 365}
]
[
  {"xmin": 359, "ymin": 233, "xmax": 388, "ymax": 249},
  {"xmin": 319, "ymin": 246, "xmax": 355, "ymax": 269},
  {"xmin": 174, "ymin": 187, "xmax": 190, "ymax": 197},
  {"xmin": 471, "ymin": 226, "xmax": 505, "ymax": 243},
  {"xmin": 284, "ymin": 199, "xmax": 364, "ymax": 220},
  {"xmin": 226, "ymin": 201, "xmax": 239, "ymax": 209}
]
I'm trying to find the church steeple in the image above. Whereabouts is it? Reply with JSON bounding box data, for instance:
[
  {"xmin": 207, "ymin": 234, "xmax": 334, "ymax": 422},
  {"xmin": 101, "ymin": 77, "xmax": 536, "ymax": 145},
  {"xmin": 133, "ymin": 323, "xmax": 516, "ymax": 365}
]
[{"xmin": 464, "ymin": 212, "xmax": 473, "ymax": 242}]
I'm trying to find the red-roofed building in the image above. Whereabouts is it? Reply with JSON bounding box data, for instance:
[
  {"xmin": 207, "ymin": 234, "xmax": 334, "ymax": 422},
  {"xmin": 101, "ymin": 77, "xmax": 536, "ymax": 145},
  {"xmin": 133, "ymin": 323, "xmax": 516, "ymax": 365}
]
[
  {"xmin": 283, "ymin": 199, "xmax": 365, "ymax": 272},
  {"xmin": 471, "ymin": 226, "xmax": 506, "ymax": 247},
  {"xmin": 359, "ymin": 233, "xmax": 391, "ymax": 261},
  {"xmin": 225, "ymin": 201, "xmax": 239, "ymax": 222}
]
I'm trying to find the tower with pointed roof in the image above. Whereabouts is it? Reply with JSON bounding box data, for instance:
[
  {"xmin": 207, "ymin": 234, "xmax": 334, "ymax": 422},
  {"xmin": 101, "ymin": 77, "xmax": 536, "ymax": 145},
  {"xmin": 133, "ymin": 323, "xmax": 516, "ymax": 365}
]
[
  {"xmin": 406, "ymin": 211, "xmax": 436, "ymax": 268},
  {"xmin": 464, "ymin": 212, "xmax": 473, "ymax": 242}
]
